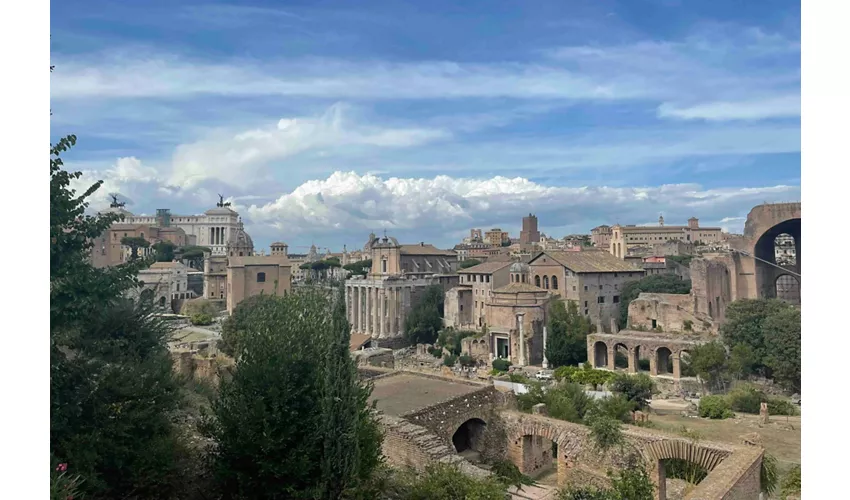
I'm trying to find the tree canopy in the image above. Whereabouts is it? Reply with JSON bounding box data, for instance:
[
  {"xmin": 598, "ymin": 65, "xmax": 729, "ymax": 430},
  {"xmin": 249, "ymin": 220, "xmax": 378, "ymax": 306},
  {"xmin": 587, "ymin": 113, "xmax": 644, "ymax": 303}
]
[
  {"xmin": 545, "ymin": 300, "xmax": 594, "ymax": 367},
  {"xmin": 404, "ymin": 285, "xmax": 445, "ymax": 344},
  {"xmin": 153, "ymin": 240, "xmax": 176, "ymax": 262},
  {"xmin": 202, "ymin": 288, "xmax": 382, "ymax": 499},
  {"xmin": 458, "ymin": 259, "xmax": 482, "ymax": 269}
]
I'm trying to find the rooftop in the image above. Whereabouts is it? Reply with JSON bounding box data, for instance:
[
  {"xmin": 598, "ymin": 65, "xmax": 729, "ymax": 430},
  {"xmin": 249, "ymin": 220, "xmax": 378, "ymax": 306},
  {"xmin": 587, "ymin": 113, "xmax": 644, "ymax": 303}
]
[
  {"xmin": 400, "ymin": 243, "xmax": 456, "ymax": 256},
  {"xmin": 457, "ymin": 261, "xmax": 512, "ymax": 274},
  {"xmin": 227, "ymin": 256, "xmax": 290, "ymax": 267},
  {"xmin": 493, "ymin": 282, "xmax": 547, "ymax": 294},
  {"xmin": 534, "ymin": 251, "xmax": 643, "ymax": 273}
]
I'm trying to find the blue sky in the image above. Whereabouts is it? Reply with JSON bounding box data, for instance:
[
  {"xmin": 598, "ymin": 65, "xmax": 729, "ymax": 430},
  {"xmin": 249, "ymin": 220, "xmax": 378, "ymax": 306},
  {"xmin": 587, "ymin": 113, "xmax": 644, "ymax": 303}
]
[{"xmin": 50, "ymin": 0, "xmax": 800, "ymax": 251}]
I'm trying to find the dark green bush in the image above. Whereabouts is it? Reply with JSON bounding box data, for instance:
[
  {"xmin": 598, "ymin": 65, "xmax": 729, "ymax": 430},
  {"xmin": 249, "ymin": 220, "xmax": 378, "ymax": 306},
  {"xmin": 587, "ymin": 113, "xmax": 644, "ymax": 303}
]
[
  {"xmin": 443, "ymin": 354, "xmax": 457, "ymax": 367},
  {"xmin": 428, "ymin": 346, "xmax": 443, "ymax": 358},
  {"xmin": 458, "ymin": 355, "xmax": 476, "ymax": 367},
  {"xmin": 190, "ymin": 312, "xmax": 213, "ymax": 326},
  {"xmin": 489, "ymin": 460, "xmax": 534, "ymax": 488},
  {"xmin": 492, "ymin": 358, "xmax": 511, "ymax": 372},
  {"xmin": 766, "ymin": 397, "xmax": 797, "ymax": 416},
  {"xmin": 610, "ymin": 373, "xmax": 655, "ymax": 410},
  {"xmin": 727, "ymin": 384, "xmax": 766, "ymax": 414},
  {"xmin": 638, "ymin": 359, "xmax": 650, "ymax": 371},
  {"xmin": 698, "ymin": 395, "xmax": 734, "ymax": 419}
]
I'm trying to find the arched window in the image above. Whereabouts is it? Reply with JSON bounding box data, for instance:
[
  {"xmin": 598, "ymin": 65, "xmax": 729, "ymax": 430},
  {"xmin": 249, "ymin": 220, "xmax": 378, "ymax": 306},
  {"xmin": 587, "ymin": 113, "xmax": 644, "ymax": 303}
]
[
  {"xmin": 257, "ymin": 272, "xmax": 266, "ymax": 283},
  {"xmin": 551, "ymin": 275, "xmax": 558, "ymax": 289},
  {"xmin": 534, "ymin": 275, "xmax": 541, "ymax": 287},
  {"xmin": 543, "ymin": 276, "xmax": 549, "ymax": 289}
]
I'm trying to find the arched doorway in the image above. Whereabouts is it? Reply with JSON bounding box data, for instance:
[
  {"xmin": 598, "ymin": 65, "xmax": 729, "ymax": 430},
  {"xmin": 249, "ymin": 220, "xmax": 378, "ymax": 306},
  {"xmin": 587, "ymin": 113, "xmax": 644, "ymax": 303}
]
[
  {"xmin": 754, "ymin": 218, "xmax": 801, "ymax": 299},
  {"xmin": 593, "ymin": 341, "xmax": 608, "ymax": 368},
  {"xmin": 158, "ymin": 296, "xmax": 166, "ymax": 308},
  {"xmin": 614, "ymin": 343, "xmax": 629, "ymax": 369},
  {"xmin": 452, "ymin": 418, "xmax": 487, "ymax": 460},
  {"xmin": 634, "ymin": 345, "xmax": 650, "ymax": 373},
  {"xmin": 775, "ymin": 274, "xmax": 801, "ymax": 305},
  {"xmin": 656, "ymin": 347, "xmax": 673, "ymax": 376},
  {"xmin": 517, "ymin": 434, "xmax": 557, "ymax": 479}
]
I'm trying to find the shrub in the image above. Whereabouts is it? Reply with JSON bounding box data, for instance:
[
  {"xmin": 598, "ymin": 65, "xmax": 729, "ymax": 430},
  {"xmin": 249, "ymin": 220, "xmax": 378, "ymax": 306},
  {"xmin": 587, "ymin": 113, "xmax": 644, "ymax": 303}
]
[
  {"xmin": 638, "ymin": 358, "xmax": 650, "ymax": 371},
  {"xmin": 780, "ymin": 464, "xmax": 801, "ymax": 499},
  {"xmin": 181, "ymin": 298, "xmax": 219, "ymax": 317},
  {"xmin": 458, "ymin": 355, "xmax": 476, "ymax": 367},
  {"xmin": 683, "ymin": 319, "xmax": 693, "ymax": 331},
  {"xmin": 190, "ymin": 312, "xmax": 214, "ymax": 326},
  {"xmin": 492, "ymin": 358, "xmax": 512, "ymax": 372},
  {"xmin": 590, "ymin": 394, "xmax": 634, "ymax": 423},
  {"xmin": 443, "ymin": 354, "xmax": 457, "ymax": 367},
  {"xmin": 554, "ymin": 365, "xmax": 578, "ymax": 382},
  {"xmin": 585, "ymin": 414, "xmax": 623, "ymax": 451},
  {"xmin": 51, "ymin": 459, "xmax": 84, "ymax": 500},
  {"xmin": 489, "ymin": 460, "xmax": 534, "ymax": 488},
  {"xmin": 428, "ymin": 346, "xmax": 443, "ymax": 358},
  {"xmin": 610, "ymin": 373, "xmax": 655, "ymax": 410},
  {"xmin": 396, "ymin": 462, "xmax": 507, "ymax": 500},
  {"xmin": 766, "ymin": 397, "xmax": 798, "ymax": 416},
  {"xmin": 516, "ymin": 381, "xmax": 546, "ymax": 412},
  {"xmin": 508, "ymin": 372, "xmax": 531, "ymax": 384},
  {"xmin": 698, "ymin": 395, "xmax": 734, "ymax": 419},
  {"xmin": 727, "ymin": 384, "xmax": 766, "ymax": 414},
  {"xmin": 760, "ymin": 453, "xmax": 779, "ymax": 496}
]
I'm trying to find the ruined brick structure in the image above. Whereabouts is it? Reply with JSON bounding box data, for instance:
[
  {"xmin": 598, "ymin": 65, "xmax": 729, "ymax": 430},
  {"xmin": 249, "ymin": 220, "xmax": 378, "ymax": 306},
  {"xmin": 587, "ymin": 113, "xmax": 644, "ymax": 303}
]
[{"xmin": 586, "ymin": 331, "xmax": 704, "ymax": 380}]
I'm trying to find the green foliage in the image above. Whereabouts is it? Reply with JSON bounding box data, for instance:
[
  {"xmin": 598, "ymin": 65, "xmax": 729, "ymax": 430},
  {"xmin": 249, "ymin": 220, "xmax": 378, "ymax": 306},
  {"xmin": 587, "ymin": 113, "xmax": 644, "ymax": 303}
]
[
  {"xmin": 343, "ymin": 259, "xmax": 372, "ymax": 276},
  {"xmin": 404, "ymin": 285, "xmax": 445, "ymax": 344},
  {"xmin": 178, "ymin": 245, "xmax": 211, "ymax": 269},
  {"xmin": 219, "ymin": 294, "xmax": 273, "ymax": 356},
  {"xmin": 590, "ymin": 394, "xmax": 634, "ymax": 423},
  {"xmin": 619, "ymin": 274, "xmax": 691, "ymax": 328},
  {"xmin": 516, "ymin": 381, "xmax": 547, "ymax": 412},
  {"xmin": 443, "ymin": 354, "xmax": 457, "ymax": 367},
  {"xmin": 458, "ymin": 259, "xmax": 482, "ymax": 269},
  {"xmin": 557, "ymin": 459, "xmax": 654, "ymax": 500},
  {"xmin": 665, "ymin": 254, "xmax": 694, "ymax": 268},
  {"xmin": 780, "ymin": 464, "xmax": 801, "ymax": 499},
  {"xmin": 760, "ymin": 453, "xmax": 779, "ymax": 496},
  {"xmin": 721, "ymin": 298, "xmax": 790, "ymax": 373},
  {"xmin": 698, "ymin": 395, "xmax": 734, "ymax": 419},
  {"xmin": 152, "ymin": 240, "xmax": 176, "ymax": 262},
  {"xmin": 190, "ymin": 313, "xmax": 214, "ymax": 326},
  {"xmin": 763, "ymin": 306, "xmax": 801, "ymax": 392},
  {"xmin": 51, "ymin": 458, "xmax": 85, "ymax": 500},
  {"xmin": 682, "ymin": 319, "xmax": 693, "ymax": 331},
  {"xmin": 489, "ymin": 459, "xmax": 535, "ymax": 488},
  {"xmin": 202, "ymin": 289, "xmax": 382, "ymax": 499},
  {"xmin": 508, "ymin": 372, "xmax": 532, "ymax": 384},
  {"xmin": 766, "ymin": 397, "xmax": 798, "ymax": 416},
  {"xmin": 437, "ymin": 328, "xmax": 475, "ymax": 355},
  {"xmin": 458, "ymin": 354, "xmax": 476, "ymax": 367},
  {"xmin": 663, "ymin": 459, "xmax": 708, "ymax": 484},
  {"xmin": 51, "ymin": 137, "xmax": 183, "ymax": 498},
  {"xmin": 569, "ymin": 365, "xmax": 616, "ymax": 388},
  {"xmin": 546, "ymin": 300, "xmax": 593, "ymax": 367},
  {"xmin": 610, "ymin": 373, "xmax": 655, "ymax": 410},
  {"xmin": 181, "ymin": 298, "xmax": 219, "ymax": 317},
  {"xmin": 728, "ymin": 343, "xmax": 757, "ymax": 380},
  {"xmin": 585, "ymin": 414, "xmax": 623, "ymax": 451},
  {"xmin": 492, "ymin": 358, "xmax": 512, "ymax": 372},
  {"xmin": 427, "ymin": 346, "xmax": 443, "ymax": 358},
  {"xmin": 689, "ymin": 341, "xmax": 731, "ymax": 391},
  {"xmin": 557, "ymin": 487, "xmax": 616, "ymax": 500},
  {"xmin": 727, "ymin": 384, "xmax": 765, "ymax": 414},
  {"xmin": 395, "ymin": 463, "xmax": 507, "ymax": 500}
]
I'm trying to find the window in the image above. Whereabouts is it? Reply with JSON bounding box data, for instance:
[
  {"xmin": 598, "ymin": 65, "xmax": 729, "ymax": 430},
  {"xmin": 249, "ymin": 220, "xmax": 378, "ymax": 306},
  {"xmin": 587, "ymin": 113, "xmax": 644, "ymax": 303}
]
[
  {"xmin": 535, "ymin": 275, "xmax": 541, "ymax": 287},
  {"xmin": 613, "ymin": 295, "xmax": 620, "ymax": 303},
  {"xmin": 486, "ymin": 275, "xmax": 490, "ymax": 283},
  {"xmin": 543, "ymin": 276, "xmax": 549, "ymax": 289},
  {"xmin": 584, "ymin": 301, "xmax": 588, "ymax": 307},
  {"xmin": 599, "ymin": 285, "xmax": 603, "ymax": 290},
  {"xmin": 584, "ymin": 309, "xmax": 589, "ymax": 316},
  {"xmin": 573, "ymin": 286, "xmax": 576, "ymax": 291},
  {"xmin": 473, "ymin": 275, "xmax": 477, "ymax": 282},
  {"xmin": 474, "ymin": 301, "xmax": 478, "ymax": 310},
  {"xmin": 597, "ymin": 296, "xmax": 605, "ymax": 304},
  {"xmin": 460, "ymin": 304, "xmax": 464, "ymax": 312},
  {"xmin": 257, "ymin": 272, "xmax": 266, "ymax": 283},
  {"xmin": 382, "ymin": 259, "xmax": 387, "ymax": 273},
  {"xmin": 176, "ymin": 283, "xmax": 180, "ymax": 291},
  {"xmin": 584, "ymin": 285, "xmax": 588, "ymax": 291},
  {"xmin": 551, "ymin": 276, "xmax": 558, "ymax": 290}
]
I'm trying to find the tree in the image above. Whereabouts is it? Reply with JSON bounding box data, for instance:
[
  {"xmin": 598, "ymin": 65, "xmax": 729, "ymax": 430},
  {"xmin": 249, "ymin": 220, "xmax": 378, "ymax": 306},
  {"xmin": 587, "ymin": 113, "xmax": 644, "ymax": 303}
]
[
  {"xmin": 404, "ymin": 285, "xmax": 444, "ymax": 344},
  {"xmin": 688, "ymin": 341, "xmax": 730, "ymax": 391},
  {"xmin": 51, "ymin": 137, "xmax": 182, "ymax": 498},
  {"xmin": 219, "ymin": 294, "xmax": 274, "ymax": 357},
  {"xmin": 203, "ymin": 289, "xmax": 382, "ymax": 499},
  {"xmin": 619, "ymin": 274, "xmax": 691, "ymax": 328},
  {"xmin": 546, "ymin": 300, "xmax": 593, "ymax": 367},
  {"xmin": 343, "ymin": 259, "xmax": 372, "ymax": 277},
  {"xmin": 763, "ymin": 307, "xmax": 801, "ymax": 392},
  {"xmin": 458, "ymin": 259, "xmax": 482, "ymax": 269},
  {"xmin": 152, "ymin": 240, "xmax": 175, "ymax": 262},
  {"xmin": 609, "ymin": 373, "xmax": 655, "ymax": 410},
  {"xmin": 121, "ymin": 236, "xmax": 150, "ymax": 260},
  {"xmin": 720, "ymin": 299, "xmax": 788, "ymax": 374},
  {"xmin": 178, "ymin": 245, "xmax": 211, "ymax": 270}
]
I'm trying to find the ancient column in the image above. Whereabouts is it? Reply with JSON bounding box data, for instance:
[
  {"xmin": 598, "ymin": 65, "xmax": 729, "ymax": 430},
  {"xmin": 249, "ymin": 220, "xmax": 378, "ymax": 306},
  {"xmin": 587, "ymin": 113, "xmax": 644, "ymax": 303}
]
[
  {"xmin": 516, "ymin": 312, "xmax": 526, "ymax": 367},
  {"xmin": 672, "ymin": 353, "xmax": 681, "ymax": 380},
  {"xmin": 378, "ymin": 288, "xmax": 385, "ymax": 338},
  {"xmin": 649, "ymin": 353, "xmax": 658, "ymax": 376},
  {"xmin": 542, "ymin": 326, "xmax": 549, "ymax": 368},
  {"xmin": 628, "ymin": 346, "xmax": 638, "ymax": 374},
  {"xmin": 607, "ymin": 345, "xmax": 616, "ymax": 371}
]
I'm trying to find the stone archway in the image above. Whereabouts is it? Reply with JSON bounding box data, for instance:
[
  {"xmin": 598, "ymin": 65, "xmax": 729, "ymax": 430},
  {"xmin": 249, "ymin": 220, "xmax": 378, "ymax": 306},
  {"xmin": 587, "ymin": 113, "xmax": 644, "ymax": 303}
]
[
  {"xmin": 752, "ymin": 217, "xmax": 801, "ymax": 300},
  {"xmin": 593, "ymin": 341, "xmax": 608, "ymax": 368},
  {"xmin": 656, "ymin": 347, "xmax": 673, "ymax": 376},
  {"xmin": 452, "ymin": 418, "xmax": 488, "ymax": 460},
  {"xmin": 641, "ymin": 440, "xmax": 729, "ymax": 500},
  {"xmin": 775, "ymin": 274, "xmax": 800, "ymax": 305},
  {"xmin": 614, "ymin": 343, "xmax": 630, "ymax": 370}
]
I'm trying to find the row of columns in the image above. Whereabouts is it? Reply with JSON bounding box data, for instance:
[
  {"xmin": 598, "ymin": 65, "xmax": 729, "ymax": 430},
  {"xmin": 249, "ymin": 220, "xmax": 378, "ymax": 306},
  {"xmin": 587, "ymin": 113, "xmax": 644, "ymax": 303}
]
[
  {"xmin": 209, "ymin": 226, "xmax": 228, "ymax": 246},
  {"xmin": 346, "ymin": 284, "xmax": 410, "ymax": 338},
  {"xmin": 589, "ymin": 343, "xmax": 683, "ymax": 380}
]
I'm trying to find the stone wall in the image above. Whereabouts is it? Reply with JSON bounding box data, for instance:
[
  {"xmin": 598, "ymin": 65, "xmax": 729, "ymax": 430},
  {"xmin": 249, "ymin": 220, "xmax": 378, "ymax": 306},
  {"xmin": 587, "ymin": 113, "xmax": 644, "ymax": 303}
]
[
  {"xmin": 171, "ymin": 351, "xmax": 235, "ymax": 387},
  {"xmin": 628, "ymin": 292, "xmax": 716, "ymax": 334},
  {"xmin": 690, "ymin": 258, "xmax": 733, "ymax": 323},
  {"xmin": 377, "ymin": 413, "xmax": 491, "ymax": 478}
]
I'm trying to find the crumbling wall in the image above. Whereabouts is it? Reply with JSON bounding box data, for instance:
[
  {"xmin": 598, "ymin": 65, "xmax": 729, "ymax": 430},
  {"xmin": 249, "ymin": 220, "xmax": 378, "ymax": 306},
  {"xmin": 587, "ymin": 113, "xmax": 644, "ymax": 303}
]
[
  {"xmin": 690, "ymin": 258, "xmax": 733, "ymax": 323},
  {"xmin": 172, "ymin": 351, "xmax": 234, "ymax": 387},
  {"xmin": 628, "ymin": 292, "xmax": 715, "ymax": 334}
]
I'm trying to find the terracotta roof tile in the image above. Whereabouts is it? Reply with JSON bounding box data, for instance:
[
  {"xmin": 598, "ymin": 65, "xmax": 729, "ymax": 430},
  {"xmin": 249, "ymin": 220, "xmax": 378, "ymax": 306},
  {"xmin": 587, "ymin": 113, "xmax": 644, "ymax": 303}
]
[
  {"xmin": 533, "ymin": 251, "xmax": 643, "ymax": 273},
  {"xmin": 493, "ymin": 282, "xmax": 547, "ymax": 293},
  {"xmin": 457, "ymin": 261, "xmax": 513, "ymax": 274},
  {"xmin": 399, "ymin": 244, "xmax": 456, "ymax": 256}
]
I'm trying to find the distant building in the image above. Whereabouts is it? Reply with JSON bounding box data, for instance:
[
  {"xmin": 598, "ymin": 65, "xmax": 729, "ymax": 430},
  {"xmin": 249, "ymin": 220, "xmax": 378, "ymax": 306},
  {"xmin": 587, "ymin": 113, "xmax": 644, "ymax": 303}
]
[
  {"xmin": 590, "ymin": 225, "xmax": 613, "ymax": 249},
  {"xmin": 484, "ymin": 228, "xmax": 511, "ymax": 246},
  {"xmin": 519, "ymin": 214, "xmax": 541, "ymax": 245},
  {"xmin": 226, "ymin": 256, "xmax": 292, "ymax": 314},
  {"xmin": 136, "ymin": 261, "xmax": 195, "ymax": 311},
  {"xmin": 609, "ymin": 216, "xmax": 723, "ymax": 259}
]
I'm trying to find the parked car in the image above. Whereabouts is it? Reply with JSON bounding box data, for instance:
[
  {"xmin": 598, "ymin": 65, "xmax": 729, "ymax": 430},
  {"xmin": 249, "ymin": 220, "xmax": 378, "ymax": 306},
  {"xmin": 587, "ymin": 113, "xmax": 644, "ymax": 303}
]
[{"xmin": 535, "ymin": 370, "xmax": 553, "ymax": 381}]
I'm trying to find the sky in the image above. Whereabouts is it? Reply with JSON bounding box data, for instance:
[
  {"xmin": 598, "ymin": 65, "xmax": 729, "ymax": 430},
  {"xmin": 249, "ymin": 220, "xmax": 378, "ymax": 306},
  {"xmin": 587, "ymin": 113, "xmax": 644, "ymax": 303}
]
[{"xmin": 50, "ymin": 0, "xmax": 801, "ymax": 252}]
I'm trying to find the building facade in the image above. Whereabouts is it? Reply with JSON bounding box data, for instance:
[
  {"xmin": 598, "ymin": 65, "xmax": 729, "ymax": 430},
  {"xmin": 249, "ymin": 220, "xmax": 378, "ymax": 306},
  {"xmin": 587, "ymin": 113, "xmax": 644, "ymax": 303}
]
[
  {"xmin": 445, "ymin": 261, "xmax": 513, "ymax": 329},
  {"xmin": 345, "ymin": 234, "xmax": 458, "ymax": 342},
  {"xmin": 527, "ymin": 251, "xmax": 644, "ymax": 330},
  {"xmin": 519, "ymin": 214, "xmax": 541, "ymax": 245},
  {"xmin": 608, "ymin": 216, "xmax": 723, "ymax": 259},
  {"xmin": 590, "ymin": 225, "xmax": 613, "ymax": 249},
  {"xmin": 225, "ymin": 256, "xmax": 292, "ymax": 314},
  {"xmin": 135, "ymin": 261, "xmax": 195, "ymax": 311},
  {"xmin": 484, "ymin": 228, "xmax": 511, "ymax": 246}
]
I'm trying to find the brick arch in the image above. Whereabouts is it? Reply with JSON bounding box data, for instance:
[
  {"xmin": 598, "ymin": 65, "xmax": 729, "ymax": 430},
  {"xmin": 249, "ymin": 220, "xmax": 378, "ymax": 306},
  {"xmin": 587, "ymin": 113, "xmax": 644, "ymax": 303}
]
[
  {"xmin": 641, "ymin": 440, "xmax": 728, "ymax": 472},
  {"xmin": 507, "ymin": 419, "xmax": 585, "ymax": 485}
]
